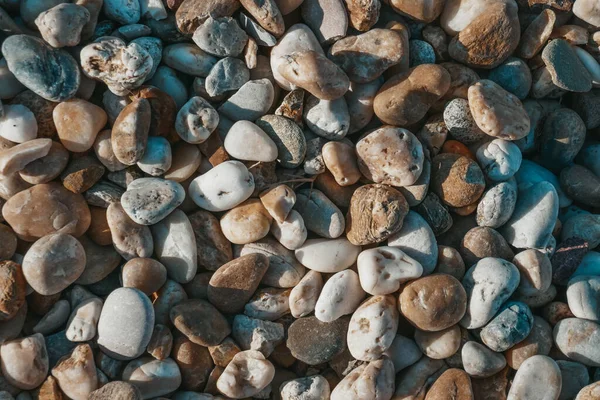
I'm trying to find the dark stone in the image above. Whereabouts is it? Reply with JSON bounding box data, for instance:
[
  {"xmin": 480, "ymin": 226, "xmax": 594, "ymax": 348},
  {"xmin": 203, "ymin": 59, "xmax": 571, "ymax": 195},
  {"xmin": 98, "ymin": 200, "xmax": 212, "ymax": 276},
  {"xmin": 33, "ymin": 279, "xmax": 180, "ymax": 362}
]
[
  {"xmin": 414, "ymin": 192, "xmax": 453, "ymax": 236},
  {"xmin": 45, "ymin": 330, "xmax": 77, "ymax": 368},
  {"xmin": 551, "ymin": 237, "xmax": 589, "ymax": 285},
  {"xmin": 286, "ymin": 316, "xmax": 350, "ymax": 365}
]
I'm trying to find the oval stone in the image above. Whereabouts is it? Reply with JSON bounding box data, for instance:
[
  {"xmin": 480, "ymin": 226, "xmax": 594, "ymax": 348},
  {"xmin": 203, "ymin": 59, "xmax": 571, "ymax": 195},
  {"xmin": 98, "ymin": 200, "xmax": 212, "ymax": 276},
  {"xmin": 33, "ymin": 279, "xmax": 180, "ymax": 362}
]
[{"xmin": 121, "ymin": 178, "xmax": 185, "ymax": 225}]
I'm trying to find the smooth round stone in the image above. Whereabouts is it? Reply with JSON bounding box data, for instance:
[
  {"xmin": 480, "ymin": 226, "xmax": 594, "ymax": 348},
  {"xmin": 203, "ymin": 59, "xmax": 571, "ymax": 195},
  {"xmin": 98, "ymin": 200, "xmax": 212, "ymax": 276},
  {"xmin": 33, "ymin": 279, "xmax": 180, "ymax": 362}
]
[
  {"xmin": 554, "ymin": 318, "xmax": 600, "ymax": 366},
  {"xmin": 573, "ymin": 0, "xmax": 600, "ymax": 26},
  {"xmin": 303, "ymin": 96, "xmax": 349, "ymax": 140},
  {"xmin": 255, "ymin": 115, "xmax": 306, "ymax": 169},
  {"xmin": 111, "ymin": 98, "xmax": 150, "ymax": 166},
  {"xmin": 388, "ymin": 211, "xmax": 438, "ymax": 275},
  {"xmin": 462, "ymin": 341, "xmax": 506, "ymax": 378},
  {"xmin": 19, "ymin": 141, "xmax": 69, "ymax": 185},
  {"xmin": 208, "ymin": 253, "xmax": 269, "ymax": 314},
  {"xmin": 89, "ymin": 382, "xmax": 142, "ymax": 400},
  {"xmin": 129, "ymin": 37, "xmax": 162, "ymax": 81},
  {"xmin": 280, "ymin": 375, "xmax": 330, "ymax": 400},
  {"xmin": 151, "ymin": 209, "xmax": 197, "ymax": 284},
  {"xmin": 436, "ymin": 245, "xmax": 466, "ymax": 280},
  {"xmin": 347, "ymin": 295, "xmax": 398, "ymax": 362},
  {"xmin": 480, "ymin": 301, "xmax": 533, "ymax": 352},
  {"xmin": 315, "ymin": 269, "xmax": 365, "ymax": 322},
  {"xmin": 187, "ymin": 210, "xmax": 232, "ymax": 272},
  {"xmin": 2, "ymin": 35, "xmax": 80, "ymax": 102},
  {"xmin": 415, "ymin": 325, "xmax": 461, "ymax": 360},
  {"xmin": 514, "ymin": 249, "xmax": 552, "ymax": 295},
  {"xmin": 122, "ymin": 258, "xmax": 167, "ymax": 295},
  {"xmin": 270, "ymin": 210, "xmax": 307, "ymax": 250},
  {"xmin": 476, "ymin": 139, "xmax": 522, "ymax": 182},
  {"xmin": 507, "ymin": 355, "xmax": 561, "ymax": 400},
  {"xmin": 357, "ymin": 246, "xmax": 423, "ymax": 295},
  {"xmin": 0, "ymin": 104, "xmax": 37, "ymax": 143},
  {"xmin": 561, "ymin": 165, "xmax": 600, "ymax": 208},
  {"xmin": 81, "ymin": 37, "xmax": 152, "ymax": 96},
  {"xmin": 425, "ymin": 369, "xmax": 473, "ymax": 400},
  {"xmin": 328, "ymin": 28, "xmax": 405, "ymax": 83},
  {"xmin": 123, "ymin": 357, "xmax": 181, "ymax": 399},
  {"xmin": 137, "ymin": 136, "xmax": 171, "ymax": 176},
  {"xmin": 0, "ymin": 139, "xmax": 51, "ymax": 177},
  {"xmin": 216, "ymin": 350, "xmax": 274, "ymax": 399},
  {"xmin": 321, "ymin": 141, "xmax": 361, "ymax": 187},
  {"xmin": 287, "ymin": 315, "xmax": 349, "ymax": 365},
  {"xmin": 220, "ymin": 199, "xmax": 272, "ymax": 244},
  {"xmin": 224, "ymin": 121, "xmax": 277, "ymax": 162},
  {"xmin": 374, "ymin": 64, "xmax": 450, "ymax": 126},
  {"xmin": 106, "ymin": 202, "xmax": 153, "ymax": 260},
  {"xmin": 294, "ymin": 189, "xmax": 344, "ymax": 239},
  {"xmin": 576, "ymin": 382, "xmax": 600, "ymax": 400},
  {"xmin": 488, "ymin": 57, "xmax": 532, "ymax": 100},
  {"xmin": 356, "ymin": 126, "xmax": 424, "ymax": 187},
  {"xmin": 567, "ymin": 275, "xmax": 600, "ymax": 322},
  {"xmin": 460, "ymin": 257, "xmax": 520, "ymax": 329},
  {"xmin": 542, "ymin": 39, "xmax": 592, "ymax": 93},
  {"xmin": 121, "ymin": 178, "xmax": 184, "ymax": 225},
  {"xmin": 164, "ymin": 143, "xmax": 201, "ymax": 183},
  {"xmin": 171, "ymin": 335, "xmax": 213, "ymax": 390},
  {"xmin": 460, "ymin": 226, "xmax": 514, "ymax": 266},
  {"xmin": 97, "ymin": 287, "xmax": 154, "ymax": 360},
  {"xmin": 148, "ymin": 66, "xmax": 188, "ymax": 110},
  {"xmin": 218, "ymin": 78, "xmax": 274, "ymax": 122},
  {"xmin": 205, "ymin": 57, "xmax": 249, "ymax": 98},
  {"xmin": 515, "ymin": 159, "xmax": 571, "ymax": 208},
  {"xmin": 35, "ymin": 3, "xmax": 90, "ymax": 48},
  {"xmin": 289, "ymin": 270, "xmax": 322, "ymax": 318},
  {"xmin": 170, "ymin": 299, "xmax": 229, "ymax": 346},
  {"xmin": 22, "ymin": 233, "xmax": 85, "ymax": 295},
  {"xmin": 0, "ymin": 334, "xmax": 48, "ymax": 390},
  {"xmin": 499, "ymin": 181, "xmax": 559, "ymax": 250},
  {"xmin": 476, "ymin": 179, "xmax": 517, "ymax": 228},
  {"xmin": 431, "ymin": 153, "xmax": 485, "ymax": 208},
  {"xmin": 192, "ymin": 16, "xmax": 247, "ymax": 58},
  {"xmin": 561, "ymin": 214, "xmax": 600, "ymax": 249},
  {"xmin": 103, "ymin": 0, "xmax": 139, "ymax": 24},
  {"xmin": 400, "ymin": 274, "xmax": 467, "ymax": 332},
  {"xmin": 443, "ymin": 98, "xmax": 487, "ymax": 144},
  {"xmin": 162, "ymin": 43, "xmax": 217, "ymax": 77},
  {"xmin": 175, "ymin": 96, "xmax": 218, "ymax": 145},
  {"xmin": 294, "ymin": 237, "xmax": 360, "ymax": 273},
  {"xmin": 331, "ymin": 358, "xmax": 394, "ymax": 400},
  {"xmin": 189, "ymin": 161, "xmax": 254, "ymax": 212},
  {"xmin": 383, "ymin": 334, "xmax": 422, "ymax": 373},
  {"xmin": 64, "ymin": 296, "xmax": 102, "ymax": 342},
  {"xmin": 468, "ymin": 79, "xmax": 530, "ymax": 140}
]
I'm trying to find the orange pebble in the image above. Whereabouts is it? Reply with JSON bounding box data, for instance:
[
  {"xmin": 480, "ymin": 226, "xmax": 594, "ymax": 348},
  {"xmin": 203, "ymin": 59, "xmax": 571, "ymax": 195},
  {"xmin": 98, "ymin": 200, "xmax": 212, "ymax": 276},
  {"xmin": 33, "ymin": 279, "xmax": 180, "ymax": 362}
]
[{"xmin": 442, "ymin": 140, "xmax": 475, "ymax": 160}]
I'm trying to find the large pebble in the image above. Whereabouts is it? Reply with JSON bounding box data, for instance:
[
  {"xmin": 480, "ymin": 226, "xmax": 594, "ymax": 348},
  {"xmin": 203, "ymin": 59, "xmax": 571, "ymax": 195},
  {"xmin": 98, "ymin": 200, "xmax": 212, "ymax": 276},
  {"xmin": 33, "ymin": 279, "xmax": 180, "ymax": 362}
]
[
  {"xmin": 539, "ymin": 108, "xmax": 586, "ymax": 172},
  {"xmin": 216, "ymin": 350, "xmax": 274, "ymax": 399},
  {"xmin": 121, "ymin": 178, "xmax": 185, "ymax": 225},
  {"xmin": 65, "ymin": 297, "xmax": 102, "ymax": 342},
  {"xmin": 303, "ymin": 96, "xmax": 349, "ymax": 140},
  {"xmin": 576, "ymin": 383, "xmax": 600, "ymax": 400},
  {"xmin": 374, "ymin": 64, "xmax": 450, "ymax": 126},
  {"xmin": 294, "ymin": 237, "xmax": 360, "ymax": 273},
  {"xmin": 443, "ymin": 98, "xmax": 487, "ymax": 144},
  {"xmin": 111, "ymin": 98, "xmax": 151, "ymax": 165},
  {"xmin": 0, "ymin": 139, "xmax": 51, "ymax": 177},
  {"xmin": 415, "ymin": 325, "xmax": 461, "ymax": 360},
  {"xmin": 2, "ymin": 35, "xmax": 80, "ymax": 102},
  {"xmin": 289, "ymin": 270, "xmax": 322, "ymax": 318},
  {"xmin": 204, "ymin": 57, "xmax": 249, "ymax": 97},
  {"xmin": 356, "ymin": 126, "xmax": 424, "ymax": 187},
  {"xmin": 218, "ymin": 79, "xmax": 274, "ymax": 122},
  {"xmin": 488, "ymin": 57, "xmax": 532, "ymax": 99},
  {"xmin": 189, "ymin": 161, "xmax": 254, "ymax": 212},
  {"xmin": 97, "ymin": 287, "xmax": 154, "ymax": 360},
  {"xmin": 106, "ymin": 202, "xmax": 153, "ymax": 260},
  {"xmin": 51, "ymin": 343, "xmax": 98, "ymax": 400},
  {"xmin": 331, "ymin": 358, "xmax": 395, "ymax": 400},
  {"xmin": 103, "ymin": 0, "xmax": 139, "ymax": 24},
  {"xmin": 507, "ymin": 355, "xmax": 561, "ymax": 400},
  {"xmin": 393, "ymin": 356, "xmax": 448, "ymax": 399},
  {"xmin": 0, "ymin": 334, "xmax": 48, "ymax": 390},
  {"xmin": 505, "ymin": 315, "xmax": 553, "ymax": 369},
  {"xmin": 357, "ymin": 246, "xmax": 423, "ymax": 295},
  {"xmin": 400, "ymin": 274, "xmax": 467, "ymax": 332},
  {"xmin": 499, "ymin": 181, "xmax": 559, "ymax": 250},
  {"xmin": 280, "ymin": 375, "xmax": 330, "ymax": 400},
  {"xmin": 567, "ymin": 275, "xmax": 600, "ymax": 322},
  {"xmin": 192, "ymin": 16, "xmax": 248, "ymax": 58},
  {"xmin": 514, "ymin": 249, "xmax": 552, "ymax": 295},
  {"xmin": 542, "ymin": 39, "xmax": 592, "ymax": 93},
  {"xmin": 425, "ymin": 368, "xmax": 474, "ymax": 400},
  {"xmin": 175, "ymin": 0, "xmax": 240, "ymax": 35},
  {"xmin": 286, "ymin": 315, "xmax": 349, "ymax": 365},
  {"xmin": 460, "ymin": 226, "xmax": 514, "ymax": 266},
  {"xmin": 347, "ymin": 295, "xmax": 398, "ymax": 361},
  {"xmin": 476, "ymin": 179, "xmax": 517, "ymax": 228},
  {"xmin": 315, "ymin": 269, "xmax": 365, "ymax": 322},
  {"xmin": 561, "ymin": 214, "xmax": 600, "ymax": 249},
  {"xmin": 224, "ymin": 121, "xmax": 277, "ymax": 162},
  {"xmin": 162, "ymin": 43, "xmax": 217, "ymax": 77},
  {"xmin": 480, "ymin": 301, "xmax": 533, "ymax": 352},
  {"xmin": 22, "ymin": 233, "xmax": 85, "ymax": 295},
  {"xmin": 557, "ymin": 360, "xmax": 589, "ymax": 400},
  {"xmin": 460, "ymin": 257, "xmax": 520, "ymax": 329},
  {"xmin": 554, "ymin": 318, "xmax": 600, "ymax": 367},
  {"xmin": 461, "ymin": 341, "xmax": 506, "ymax": 378},
  {"xmin": 346, "ymin": 79, "xmax": 382, "ymax": 134},
  {"xmin": 54, "ymin": 99, "xmax": 107, "ymax": 153},
  {"xmin": 515, "ymin": 159, "xmax": 571, "ymax": 208},
  {"xmin": 560, "ymin": 165, "xmax": 600, "ymax": 208},
  {"xmin": 175, "ymin": 97, "xmax": 218, "ymax": 144},
  {"xmin": 188, "ymin": 210, "xmax": 232, "ymax": 271},
  {"xmin": 231, "ymin": 314, "xmax": 283, "ymax": 357},
  {"xmin": 35, "ymin": 4, "xmax": 90, "ymax": 48},
  {"xmin": 388, "ymin": 211, "xmax": 438, "ymax": 274}
]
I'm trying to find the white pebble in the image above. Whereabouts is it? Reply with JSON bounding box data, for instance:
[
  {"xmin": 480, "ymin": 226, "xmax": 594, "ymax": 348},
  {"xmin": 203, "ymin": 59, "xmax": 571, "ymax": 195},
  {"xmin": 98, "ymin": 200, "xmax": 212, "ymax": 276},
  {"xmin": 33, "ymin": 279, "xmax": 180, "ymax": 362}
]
[
  {"xmin": 0, "ymin": 105, "xmax": 37, "ymax": 143},
  {"xmin": 294, "ymin": 238, "xmax": 361, "ymax": 273},
  {"xmin": 357, "ymin": 246, "xmax": 423, "ymax": 295},
  {"xmin": 224, "ymin": 121, "xmax": 278, "ymax": 162},
  {"xmin": 189, "ymin": 161, "xmax": 254, "ymax": 212},
  {"xmin": 270, "ymin": 210, "xmax": 307, "ymax": 250},
  {"xmin": 314, "ymin": 269, "xmax": 365, "ymax": 322}
]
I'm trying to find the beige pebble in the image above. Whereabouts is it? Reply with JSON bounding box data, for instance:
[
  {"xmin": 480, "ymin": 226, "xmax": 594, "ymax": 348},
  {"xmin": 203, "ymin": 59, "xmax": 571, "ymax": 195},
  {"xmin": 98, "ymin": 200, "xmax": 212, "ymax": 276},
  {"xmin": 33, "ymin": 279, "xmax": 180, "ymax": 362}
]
[
  {"xmin": 52, "ymin": 344, "xmax": 98, "ymax": 400},
  {"xmin": 322, "ymin": 141, "xmax": 361, "ymax": 187},
  {"xmin": 315, "ymin": 269, "xmax": 365, "ymax": 322},
  {"xmin": 54, "ymin": 99, "xmax": 107, "ymax": 152},
  {"xmin": 216, "ymin": 350, "xmax": 275, "ymax": 399},
  {"xmin": 289, "ymin": 270, "xmax": 323, "ymax": 318},
  {"xmin": 357, "ymin": 246, "xmax": 423, "ymax": 295},
  {"xmin": 224, "ymin": 121, "xmax": 278, "ymax": 162},
  {"xmin": 220, "ymin": 199, "xmax": 273, "ymax": 244},
  {"xmin": 164, "ymin": 142, "xmax": 202, "ymax": 182},
  {"xmin": 415, "ymin": 325, "xmax": 461, "ymax": 359},
  {"xmin": 259, "ymin": 184, "xmax": 296, "ymax": 223},
  {"xmin": 0, "ymin": 334, "xmax": 48, "ymax": 390},
  {"xmin": 0, "ymin": 138, "xmax": 52, "ymax": 176}
]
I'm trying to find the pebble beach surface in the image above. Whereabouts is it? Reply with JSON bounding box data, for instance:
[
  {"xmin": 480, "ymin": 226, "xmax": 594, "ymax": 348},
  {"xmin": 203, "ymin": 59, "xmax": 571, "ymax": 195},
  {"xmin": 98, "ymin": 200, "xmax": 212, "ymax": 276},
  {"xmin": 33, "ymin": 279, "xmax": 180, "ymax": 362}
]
[{"xmin": 0, "ymin": 0, "xmax": 600, "ymax": 399}]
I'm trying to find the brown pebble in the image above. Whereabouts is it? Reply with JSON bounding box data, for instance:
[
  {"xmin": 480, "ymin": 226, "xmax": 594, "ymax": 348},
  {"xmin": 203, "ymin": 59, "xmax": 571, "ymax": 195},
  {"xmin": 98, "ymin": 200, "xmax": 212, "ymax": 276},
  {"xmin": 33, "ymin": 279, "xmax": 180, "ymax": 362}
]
[
  {"xmin": 208, "ymin": 337, "xmax": 241, "ymax": 367},
  {"xmin": 0, "ymin": 225, "xmax": 17, "ymax": 261},
  {"xmin": 122, "ymin": 258, "xmax": 167, "ymax": 296},
  {"xmin": 314, "ymin": 171, "xmax": 359, "ymax": 209},
  {"xmin": 87, "ymin": 207, "xmax": 112, "ymax": 246},
  {"xmin": 471, "ymin": 367, "xmax": 509, "ymax": 400},
  {"xmin": 220, "ymin": 199, "xmax": 273, "ymax": 245},
  {"xmin": 88, "ymin": 381, "xmax": 142, "ymax": 400},
  {"xmin": 399, "ymin": 274, "xmax": 467, "ymax": 332},
  {"xmin": 170, "ymin": 299, "xmax": 231, "ymax": 346},
  {"xmin": 460, "ymin": 227, "xmax": 514, "ymax": 266},
  {"xmin": 60, "ymin": 155, "xmax": 105, "ymax": 194},
  {"xmin": 0, "ymin": 261, "xmax": 26, "ymax": 321},
  {"xmin": 111, "ymin": 98, "xmax": 151, "ymax": 166},
  {"xmin": 346, "ymin": 184, "xmax": 409, "ymax": 246},
  {"xmin": 259, "ymin": 184, "xmax": 296, "ymax": 223},
  {"xmin": 425, "ymin": 368, "xmax": 473, "ymax": 400},
  {"xmin": 53, "ymin": 99, "xmax": 107, "ymax": 153},
  {"xmin": 172, "ymin": 334, "xmax": 214, "ymax": 391},
  {"xmin": 130, "ymin": 86, "xmax": 177, "ymax": 141},
  {"xmin": 51, "ymin": 344, "xmax": 98, "ymax": 400},
  {"xmin": 430, "ymin": 153, "xmax": 485, "ymax": 208},
  {"xmin": 146, "ymin": 324, "xmax": 173, "ymax": 360},
  {"xmin": 19, "ymin": 141, "xmax": 69, "ymax": 185},
  {"xmin": 542, "ymin": 301, "xmax": 575, "ymax": 325},
  {"xmin": 435, "ymin": 245, "xmax": 466, "ymax": 280},
  {"xmin": 36, "ymin": 375, "xmax": 64, "ymax": 400},
  {"xmin": 322, "ymin": 141, "xmax": 362, "ymax": 187},
  {"xmin": 188, "ymin": 210, "xmax": 232, "ymax": 272},
  {"xmin": 275, "ymin": 89, "xmax": 304, "ymax": 125},
  {"xmin": 106, "ymin": 202, "xmax": 154, "ymax": 260},
  {"xmin": 345, "ymin": 0, "xmax": 380, "ymax": 31},
  {"xmin": 175, "ymin": 0, "xmax": 240, "ymax": 35},
  {"xmin": 519, "ymin": 9, "xmax": 556, "ymax": 59},
  {"xmin": 504, "ymin": 316, "xmax": 552, "ymax": 369}
]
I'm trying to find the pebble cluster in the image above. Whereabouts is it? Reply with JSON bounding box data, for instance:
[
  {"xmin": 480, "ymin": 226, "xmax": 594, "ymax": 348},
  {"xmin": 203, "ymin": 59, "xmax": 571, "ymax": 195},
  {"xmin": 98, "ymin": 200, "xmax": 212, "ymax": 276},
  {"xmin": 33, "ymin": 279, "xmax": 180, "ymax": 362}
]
[{"xmin": 0, "ymin": 0, "xmax": 600, "ymax": 399}]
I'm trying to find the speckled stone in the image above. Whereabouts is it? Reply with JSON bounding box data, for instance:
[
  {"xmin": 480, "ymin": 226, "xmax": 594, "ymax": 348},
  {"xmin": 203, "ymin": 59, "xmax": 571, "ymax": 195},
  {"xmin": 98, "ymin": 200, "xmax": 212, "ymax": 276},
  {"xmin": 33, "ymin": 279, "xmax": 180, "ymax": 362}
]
[
  {"xmin": 542, "ymin": 39, "xmax": 592, "ymax": 92},
  {"xmin": 431, "ymin": 153, "xmax": 485, "ymax": 208},
  {"xmin": 255, "ymin": 115, "xmax": 306, "ymax": 169},
  {"xmin": 443, "ymin": 98, "xmax": 487, "ymax": 144},
  {"xmin": 552, "ymin": 237, "xmax": 589, "ymax": 286},
  {"xmin": 480, "ymin": 301, "xmax": 533, "ymax": 352},
  {"xmin": 294, "ymin": 189, "xmax": 345, "ymax": 239},
  {"xmin": 121, "ymin": 178, "xmax": 185, "ymax": 225},
  {"xmin": 286, "ymin": 316, "xmax": 349, "ymax": 365},
  {"xmin": 488, "ymin": 57, "xmax": 532, "ymax": 100}
]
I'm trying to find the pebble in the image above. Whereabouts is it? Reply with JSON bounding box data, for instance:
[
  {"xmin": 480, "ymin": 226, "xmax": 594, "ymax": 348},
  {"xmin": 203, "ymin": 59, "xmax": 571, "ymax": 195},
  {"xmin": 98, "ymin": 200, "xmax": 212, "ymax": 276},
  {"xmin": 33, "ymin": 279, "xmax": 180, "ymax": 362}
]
[
  {"xmin": 122, "ymin": 357, "xmax": 181, "ymax": 399},
  {"xmin": 443, "ymin": 98, "xmax": 487, "ymax": 144},
  {"xmin": 270, "ymin": 210, "xmax": 307, "ymax": 250},
  {"xmin": 162, "ymin": 43, "xmax": 217, "ymax": 77},
  {"xmin": 507, "ymin": 355, "xmax": 561, "ymax": 400},
  {"xmin": 480, "ymin": 301, "xmax": 533, "ymax": 352},
  {"xmin": 220, "ymin": 199, "xmax": 272, "ymax": 244},
  {"xmin": 224, "ymin": 121, "xmax": 278, "ymax": 163},
  {"xmin": 51, "ymin": 344, "xmax": 98, "ymax": 400},
  {"xmin": 331, "ymin": 358, "xmax": 395, "ymax": 400},
  {"xmin": 280, "ymin": 375, "xmax": 330, "ymax": 400},
  {"xmin": 346, "ymin": 79, "xmax": 382, "ymax": 134},
  {"xmin": 461, "ymin": 257, "xmax": 520, "ymax": 329},
  {"xmin": 122, "ymin": 258, "xmax": 167, "ymax": 295},
  {"xmin": 515, "ymin": 159, "xmax": 571, "ymax": 208},
  {"xmin": 0, "ymin": 104, "xmax": 37, "ymax": 144},
  {"xmin": 542, "ymin": 39, "xmax": 592, "ymax": 92},
  {"xmin": 415, "ymin": 325, "xmax": 461, "ymax": 360},
  {"xmin": 0, "ymin": 139, "xmax": 51, "ymax": 177},
  {"xmin": 410, "ymin": 39, "xmax": 436, "ymax": 67},
  {"xmin": 35, "ymin": 4, "xmax": 90, "ymax": 48},
  {"xmin": 400, "ymin": 274, "xmax": 467, "ymax": 331},
  {"xmin": 461, "ymin": 226, "xmax": 514, "ymax": 266},
  {"xmin": 294, "ymin": 189, "xmax": 344, "ymax": 239},
  {"xmin": 519, "ymin": 10, "xmax": 556, "ymax": 60},
  {"xmin": 374, "ymin": 64, "xmax": 450, "ymax": 126},
  {"xmin": 514, "ymin": 249, "xmax": 552, "ymax": 295},
  {"xmin": 539, "ymin": 108, "xmax": 586, "ymax": 172},
  {"xmin": 170, "ymin": 299, "xmax": 229, "ymax": 347},
  {"xmin": 431, "ymin": 153, "xmax": 485, "ymax": 208},
  {"xmin": 89, "ymin": 382, "xmax": 142, "ymax": 400},
  {"xmin": 476, "ymin": 179, "xmax": 518, "ymax": 228},
  {"xmin": 388, "ymin": 211, "xmax": 438, "ymax": 274},
  {"xmin": 300, "ymin": 0, "xmax": 347, "ymax": 44},
  {"xmin": 329, "ymin": 29, "xmax": 405, "ymax": 83},
  {"xmin": 111, "ymin": 98, "xmax": 150, "ymax": 166},
  {"xmin": 505, "ymin": 315, "xmax": 553, "ymax": 369},
  {"xmin": 488, "ymin": 57, "xmax": 532, "ymax": 99},
  {"xmin": 137, "ymin": 136, "xmax": 171, "ymax": 176},
  {"xmin": 204, "ymin": 57, "xmax": 249, "ymax": 98},
  {"xmin": 461, "ymin": 341, "xmax": 506, "ymax": 378},
  {"xmin": 561, "ymin": 214, "xmax": 600, "ymax": 249},
  {"xmin": 303, "ymin": 96, "xmax": 349, "ymax": 140},
  {"xmin": 476, "ymin": 139, "xmax": 522, "ymax": 182},
  {"xmin": 566, "ymin": 275, "xmax": 600, "ymax": 322},
  {"xmin": 557, "ymin": 360, "xmax": 589, "ymax": 400},
  {"xmin": 314, "ymin": 269, "xmax": 365, "ymax": 322},
  {"xmin": 121, "ymin": 178, "xmax": 185, "ymax": 225},
  {"xmin": 295, "ymin": 237, "xmax": 360, "ymax": 273},
  {"xmin": 425, "ymin": 368, "xmax": 473, "ymax": 400},
  {"xmin": 81, "ymin": 37, "xmax": 152, "ymax": 96},
  {"xmin": 97, "ymin": 288, "xmax": 154, "ymax": 360},
  {"xmin": 289, "ymin": 270, "xmax": 322, "ymax": 318},
  {"xmin": 286, "ymin": 316, "xmax": 349, "ymax": 365},
  {"xmin": 553, "ymin": 318, "xmax": 600, "ymax": 366},
  {"xmin": 357, "ymin": 246, "xmax": 423, "ymax": 295},
  {"xmin": 218, "ymin": 79, "xmax": 274, "ymax": 122},
  {"xmin": 576, "ymin": 383, "xmax": 600, "ymax": 400},
  {"xmin": 2, "ymin": 35, "xmax": 80, "ymax": 102},
  {"xmin": 0, "ymin": 334, "xmax": 48, "ymax": 390},
  {"xmin": 255, "ymin": 115, "xmax": 307, "ymax": 169},
  {"xmin": 393, "ymin": 356, "xmax": 448, "ymax": 399},
  {"xmin": 65, "ymin": 296, "xmax": 102, "ymax": 342},
  {"xmin": 216, "ymin": 350, "xmax": 274, "ymax": 399},
  {"xmin": 174, "ymin": 0, "xmax": 240, "ymax": 35},
  {"xmin": 189, "ymin": 161, "xmax": 254, "ymax": 212},
  {"xmin": 192, "ymin": 16, "xmax": 248, "ymax": 58},
  {"xmin": 232, "ymin": 314, "xmax": 283, "ymax": 356},
  {"xmin": 103, "ymin": 0, "xmax": 139, "ymax": 24},
  {"xmin": 106, "ymin": 202, "xmax": 153, "ymax": 260},
  {"xmin": 499, "ymin": 181, "xmax": 559, "ymax": 250},
  {"xmin": 356, "ymin": 126, "xmax": 424, "ymax": 187},
  {"xmin": 468, "ymin": 79, "xmax": 530, "ymax": 140},
  {"xmin": 240, "ymin": 239, "xmax": 306, "ymax": 288},
  {"xmin": 148, "ymin": 66, "xmax": 188, "ymax": 110},
  {"xmin": 436, "ymin": 245, "xmax": 466, "ymax": 280},
  {"xmin": 175, "ymin": 97, "xmax": 218, "ymax": 145},
  {"xmin": 0, "ymin": 261, "xmax": 25, "ymax": 321},
  {"xmin": 239, "ymin": 0, "xmax": 284, "ymax": 37}
]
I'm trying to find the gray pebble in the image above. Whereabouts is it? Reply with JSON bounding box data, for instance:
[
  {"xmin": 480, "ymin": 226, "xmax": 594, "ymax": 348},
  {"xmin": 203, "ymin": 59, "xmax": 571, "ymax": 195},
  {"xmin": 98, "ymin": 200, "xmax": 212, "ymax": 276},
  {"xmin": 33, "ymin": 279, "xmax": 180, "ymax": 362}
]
[
  {"xmin": 515, "ymin": 159, "xmax": 571, "ymax": 208},
  {"xmin": 461, "ymin": 341, "xmax": 506, "ymax": 378},
  {"xmin": 162, "ymin": 43, "xmax": 217, "ymax": 77},
  {"xmin": 539, "ymin": 108, "xmax": 586, "ymax": 172},
  {"xmin": 542, "ymin": 38, "xmax": 592, "ymax": 92},
  {"xmin": 566, "ymin": 275, "xmax": 600, "ymax": 322},
  {"xmin": 85, "ymin": 180, "xmax": 124, "ymax": 208},
  {"xmin": 205, "ymin": 57, "xmax": 249, "ymax": 97},
  {"xmin": 480, "ymin": 301, "xmax": 533, "ymax": 352},
  {"xmin": 476, "ymin": 139, "xmax": 522, "ymax": 182},
  {"xmin": 514, "ymin": 99, "xmax": 543, "ymax": 154},
  {"xmin": 553, "ymin": 318, "xmax": 600, "ymax": 367},
  {"xmin": 137, "ymin": 136, "xmax": 172, "ymax": 176},
  {"xmin": 218, "ymin": 78, "xmax": 275, "ymax": 122},
  {"xmin": 557, "ymin": 360, "xmax": 589, "ymax": 400},
  {"xmin": 103, "ymin": 0, "xmax": 140, "ymax": 24},
  {"xmin": 561, "ymin": 213, "xmax": 600, "ymax": 249},
  {"xmin": 303, "ymin": 95, "xmax": 350, "ymax": 140},
  {"xmin": 232, "ymin": 315, "xmax": 284, "ymax": 357},
  {"xmin": 409, "ymin": 40, "xmax": 436, "ymax": 67},
  {"xmin": 34, "ymin": 3, "xmax": 90, "ymax": 48},
  {"xmin": 443, "ymin": 98, "xmax": 487, "ymax": 144},
  {"xmin": 476, "ymin": 178, "xmax": 517, "ymax": 228},
  {"xmin": 488, "ymin": 57, "xmax": 532, "ymax": 100},
  {"xmin": 294, "ymin": 189, "xmax": 345, "ymax": 239},
  {"xmin": 149, "ymin": 66, "xmax": 188, "ymax": 110},
  {"xmin": 239, "ymin": 12, "xmax": 277, "ymax": 46},
  {"xmin": 414, "ymin": 192, "xmax": 452, "ymax": 236},
  {"xmin": 131, "ymin": 36, "xmax": 162, "ymax": 81},
  {"xmin": 121, "ymin": 178, "xmax": 185, "ymax": 225},
  {"xmin": 112, "ymin": 23, "xmax": 151, "ymax": 40},
  {"xmin": 388, "ymin": 211, "xmax": 438, "ymax": 275},
  {"xmin": 255, "ymin": 115, "xmax": 307, "ymax": 168},
  {"xmin": 192, "ymin": 15, "xmax": 248, "ymax": 58}
]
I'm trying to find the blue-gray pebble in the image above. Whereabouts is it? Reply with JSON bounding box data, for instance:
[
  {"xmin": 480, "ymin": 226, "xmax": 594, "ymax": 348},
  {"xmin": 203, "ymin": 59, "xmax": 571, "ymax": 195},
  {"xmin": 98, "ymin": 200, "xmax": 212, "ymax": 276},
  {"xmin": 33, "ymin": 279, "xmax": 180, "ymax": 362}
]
[
  {"xmin": 2, "ymin": 35, "xmax": 80, "ymax": 102},
  {"xmin": 480, "ymin": 301, "xmax": 533, "ymax": 352},
  {"xmin": 488, "ymin": 57, "xmax": 532, "ymax": 100},
  {"xmin": 409, "ymin": 40, "xmax": 436, "ymax": 67}
]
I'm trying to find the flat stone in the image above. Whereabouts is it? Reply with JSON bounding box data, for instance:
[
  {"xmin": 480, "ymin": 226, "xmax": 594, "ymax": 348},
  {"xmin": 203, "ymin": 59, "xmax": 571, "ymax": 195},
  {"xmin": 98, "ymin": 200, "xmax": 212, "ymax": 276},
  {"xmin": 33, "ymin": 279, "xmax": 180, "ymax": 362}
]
[
  {"xmin": 121, "ymin": 178, "xmax": 185, "ymax": 225},
  {"xmin": 553, "ymin": 318, "xmax": 600, "ymax": 367},
  {"xmin": 171, "ymin": 299, "xmax": 230, "ymax": 346},
  {"xmin": 287, "ymin": 316, "xmax": 349, "ymax": 365},
  {"xmin": 542, "ymin": 39, "xmax": 592, "ymax": 92}
]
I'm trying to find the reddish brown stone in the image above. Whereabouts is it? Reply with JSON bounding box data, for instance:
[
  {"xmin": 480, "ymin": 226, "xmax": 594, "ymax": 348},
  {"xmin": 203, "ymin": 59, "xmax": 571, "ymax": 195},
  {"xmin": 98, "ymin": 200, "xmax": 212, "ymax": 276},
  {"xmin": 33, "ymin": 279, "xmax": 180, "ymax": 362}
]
[
  {"xmin": 60, "ymin": 155, "xmax": 105, "ymax": 193},
  {"xmin": 130, "ymin": 86, "xmax": 178, "ymax": 142},
  {"xmin": 425, "ymin": 368, "xmax": 473, "ymax": 400},
  {"xmin": 0, "ymin": 261, "xmax": 26, "ymax": 321},
  {"xmin": 172, "ymin": 335, "xmax": 214, "ymax": 391},
  {"xmin": 471, "ymin": 367, "xmax": 509, "ymax": 400}
]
